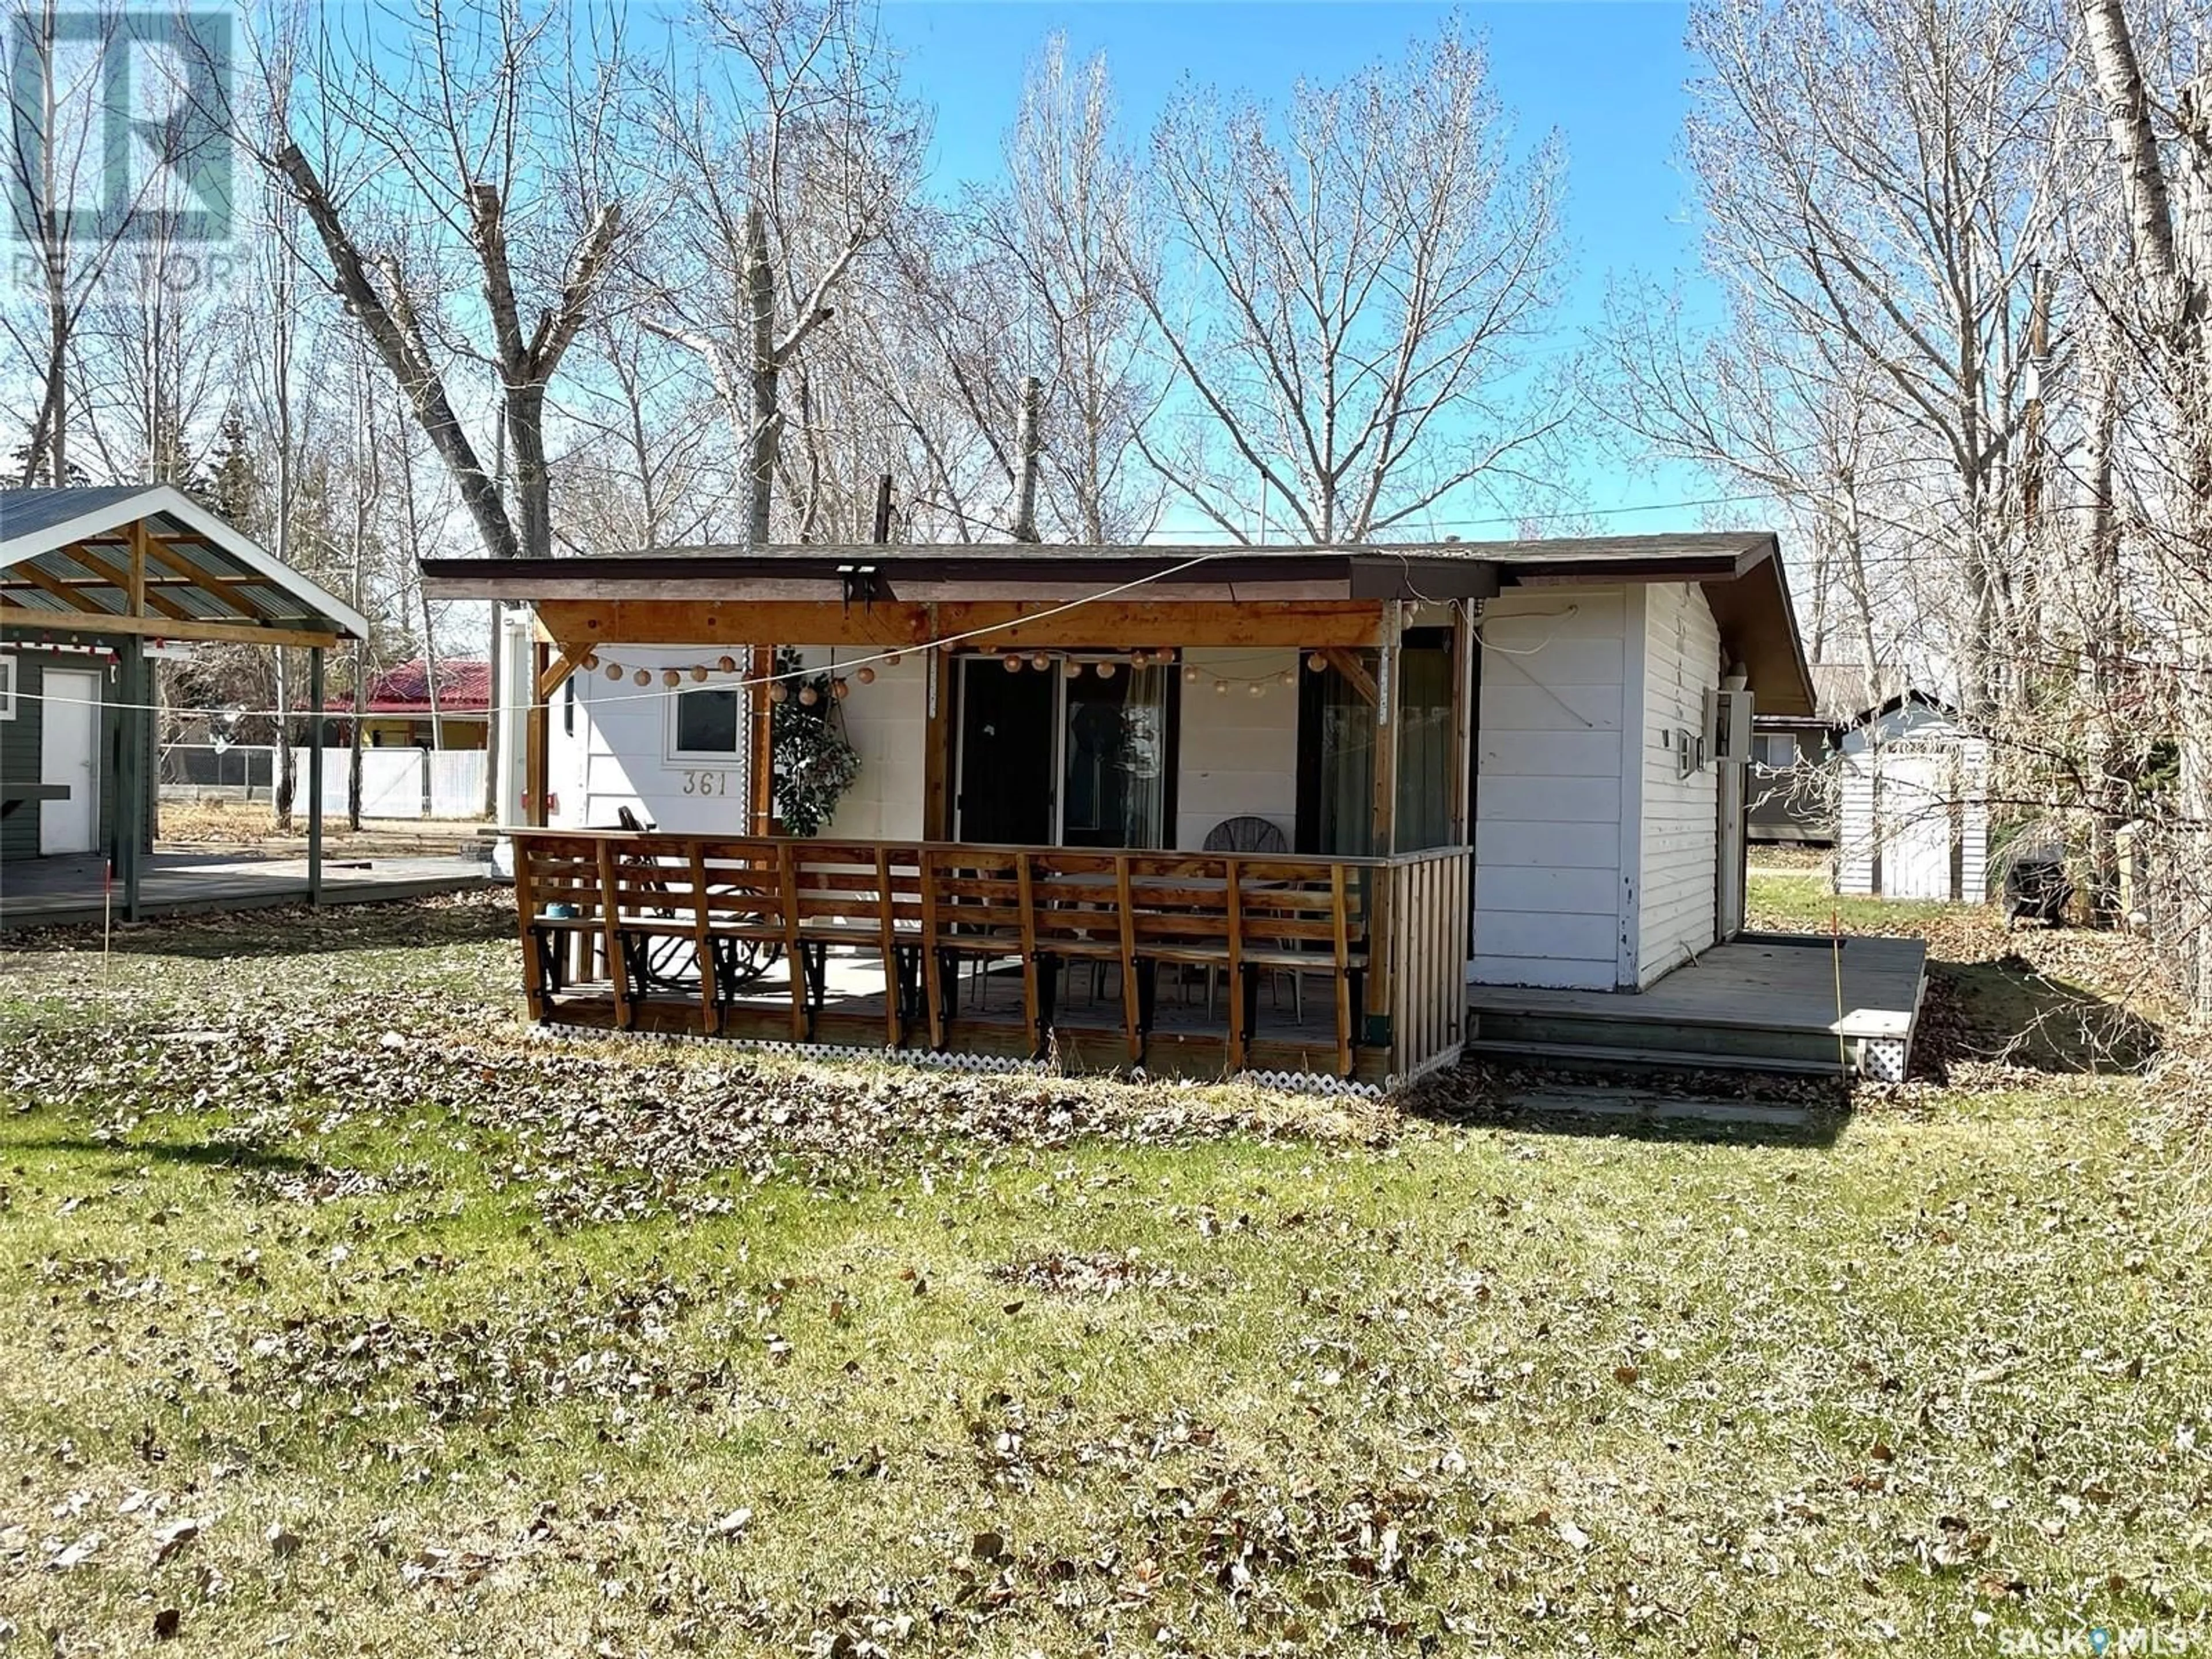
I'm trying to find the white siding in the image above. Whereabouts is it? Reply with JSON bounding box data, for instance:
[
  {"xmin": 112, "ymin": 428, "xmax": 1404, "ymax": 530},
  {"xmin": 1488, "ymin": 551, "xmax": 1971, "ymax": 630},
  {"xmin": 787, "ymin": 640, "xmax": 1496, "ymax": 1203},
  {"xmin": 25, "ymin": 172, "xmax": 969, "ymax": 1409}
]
[
  {"xmin": 550, "ymin": 646, "xmax": 751, "ymax": 832},
  {"xmin": 1635, "ymin": 582, "xmax": 1721, "ymax": 986},
  {"xmin": 1470, "ymin": 586, "xmax": 1628, "ymax": 990},
  {"xmin": 1174, "ymin": 647, "xmax": 1300, "ymax": 850},
  {"xmin": 818, "ymin": 652, "xmax": 926, "ymax": 840},
  {"xmin": 546, "ymin": 644, "xmax": 926, "ymax": 836}
]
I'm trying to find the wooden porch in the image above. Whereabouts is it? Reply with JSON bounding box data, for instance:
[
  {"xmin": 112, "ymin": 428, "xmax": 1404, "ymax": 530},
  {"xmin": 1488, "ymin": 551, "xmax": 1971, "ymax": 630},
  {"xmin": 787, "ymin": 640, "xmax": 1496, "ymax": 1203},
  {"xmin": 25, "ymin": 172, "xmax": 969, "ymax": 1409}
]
[{"xmin": 512, "ymin": 831, "xmax": 1471, "ymax": 1089}]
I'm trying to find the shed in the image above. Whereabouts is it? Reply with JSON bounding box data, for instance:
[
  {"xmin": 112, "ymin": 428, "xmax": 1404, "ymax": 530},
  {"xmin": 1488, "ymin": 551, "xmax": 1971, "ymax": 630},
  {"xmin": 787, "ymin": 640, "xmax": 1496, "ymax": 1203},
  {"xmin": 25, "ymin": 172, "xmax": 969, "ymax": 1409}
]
[{"xmin": 1835, "ymin": 691, "xmax": 1988, "ymax": 902}]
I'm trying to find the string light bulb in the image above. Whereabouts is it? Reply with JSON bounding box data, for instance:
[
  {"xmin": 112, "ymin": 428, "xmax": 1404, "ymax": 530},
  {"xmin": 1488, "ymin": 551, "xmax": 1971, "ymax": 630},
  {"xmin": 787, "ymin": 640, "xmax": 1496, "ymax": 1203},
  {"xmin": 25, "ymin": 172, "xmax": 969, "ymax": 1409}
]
[
  {"xmin": 1184, "ymin": 666, "xmax": 1200, "ymax": 683},
  {"xmin": 768, "ymin": 681, "xmax": 789, "ymax": 704},
  {"xmin": 583, "ymin": 652, "xmax": 600, "ymax": 671},
  {"xmin": 1214, "ymin": 679, "xmax": 1229, "ymax": 695},
  {"xmin": 633, "ymin": 669, "xmax": 651, "ymax": 687},
  {"xmin": 798, "ymin": 683, "xmax": 819, "ymax": 706},
  {"xmin": 857, "ymin": 665, "xmax": 876, "ymax": 685},
  {"xmin": 1306, "ymin": 652, "xmax": 1327, "ymax": 672},
  {"xmin": 717, "ymin": 655, "xmax": 736, "ymax": 673},
  {"xmin": 1131, "ymin": 649, "xmax": 1149, "ymax": 668},
  {"xmin": 605, "ymin": 663, "xmax": 623, "ymax": 681},
  {"xmin": 1096, "ymin": 660, "xmax": 1116, "ymax": 680},
  {"xmin": 1247, "ymin": 680, "xmax": 1266, "ymax": 698},
  {"xmin": 1063, "ymin": 658, "xmax": 1082, "ymax": 678},
  {"xmin": 831, "ymin": 677, "xmax": 850, "ymax": 701},
  {"xmin": 1030, "ymin": 652, "xmax": 1050, "ymax": 671},
  {"xmin": 1278, "ymin": 669, "xmax": 1295, "ymax": 687},
  {"xmin": 690, "ymin": 665, "xmax": 709, "ymax": 682},
  {"xmin": 1003, "ymin": 652, "xmax": 1022, "ymax": 672},
  {"xmin": 886, "ymin": 652, "xmax": 902, "ymax": 666}
]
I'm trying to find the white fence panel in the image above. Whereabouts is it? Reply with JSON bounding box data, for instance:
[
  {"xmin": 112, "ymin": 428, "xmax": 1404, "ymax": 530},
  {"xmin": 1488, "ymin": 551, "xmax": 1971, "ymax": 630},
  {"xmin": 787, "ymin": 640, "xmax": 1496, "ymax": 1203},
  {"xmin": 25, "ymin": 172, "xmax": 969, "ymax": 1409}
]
[
  {"xmin": 359, "ymin": 749, "xmax": 425, "ymax": 818},
  {"xmin": 427, "ymin": 750, "xmax": 487, "ymax": 818}
]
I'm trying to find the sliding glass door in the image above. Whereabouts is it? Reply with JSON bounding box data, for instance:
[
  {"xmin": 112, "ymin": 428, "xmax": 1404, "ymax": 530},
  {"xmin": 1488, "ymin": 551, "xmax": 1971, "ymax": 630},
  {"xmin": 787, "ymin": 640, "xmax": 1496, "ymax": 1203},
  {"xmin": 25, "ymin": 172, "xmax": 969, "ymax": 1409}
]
[
  {"xmin": 955, "ymin": 656, "xmax": 1172, "ymax": 848},
  {"xmin": 1297, "ymin": 631, "xmax": 1456, "ymax": 854}
]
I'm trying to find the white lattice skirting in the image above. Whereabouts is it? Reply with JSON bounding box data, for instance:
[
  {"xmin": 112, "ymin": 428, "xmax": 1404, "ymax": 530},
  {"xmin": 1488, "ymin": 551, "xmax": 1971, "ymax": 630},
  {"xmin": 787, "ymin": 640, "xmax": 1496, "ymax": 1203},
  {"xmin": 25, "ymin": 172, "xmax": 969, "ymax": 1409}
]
[{"xmin": 523, "ymin": 1022, "xmax": 1399, "ymax": 1099}]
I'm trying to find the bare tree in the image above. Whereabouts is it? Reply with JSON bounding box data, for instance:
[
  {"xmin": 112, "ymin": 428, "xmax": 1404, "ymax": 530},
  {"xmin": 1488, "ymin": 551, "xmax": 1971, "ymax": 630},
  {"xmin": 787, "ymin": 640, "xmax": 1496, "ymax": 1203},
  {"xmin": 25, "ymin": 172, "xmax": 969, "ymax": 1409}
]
[
  {"xmin": 1130, "ymin": 20, "xmax": 1567, "ymax": 543},
  {"xmin": 263, "ymin": 0, "xmax": 629, "ymax": 566},
  {"xmin": 1683, "ymin": 0, "xmax": 2069, "ymax": 721},
  {"xmin": 2077, "ymin": 0, "xmax": 2212, "ymax": 1003},
  {"xmin": 639, "ymin": 0, "xmax": 920, "ymax": 544}
]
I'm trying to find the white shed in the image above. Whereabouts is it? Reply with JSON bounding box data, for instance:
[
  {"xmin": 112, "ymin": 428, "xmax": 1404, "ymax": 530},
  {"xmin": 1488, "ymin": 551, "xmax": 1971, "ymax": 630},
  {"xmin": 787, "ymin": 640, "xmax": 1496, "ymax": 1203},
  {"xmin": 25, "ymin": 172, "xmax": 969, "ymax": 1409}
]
[{"xmin": 1835, "ymin": 692, "xmax": 1988, "ymax": 902}]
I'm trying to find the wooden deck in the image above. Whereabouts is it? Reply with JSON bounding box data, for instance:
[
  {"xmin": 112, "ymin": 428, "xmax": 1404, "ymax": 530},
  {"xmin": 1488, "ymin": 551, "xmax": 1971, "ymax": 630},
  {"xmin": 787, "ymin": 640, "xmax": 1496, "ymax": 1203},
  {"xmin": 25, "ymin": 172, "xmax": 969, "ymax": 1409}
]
[
  {"xmin": 510, "ymin": 830, "xmax": 1472, "ymax": 1090},
  {"xmin": 0, "ymin": 850, "xmax": 494, "ymax": 930},
  {"xmin": 1465, "ymin": 933, "xmax": 1929, "ymax": 1081}
]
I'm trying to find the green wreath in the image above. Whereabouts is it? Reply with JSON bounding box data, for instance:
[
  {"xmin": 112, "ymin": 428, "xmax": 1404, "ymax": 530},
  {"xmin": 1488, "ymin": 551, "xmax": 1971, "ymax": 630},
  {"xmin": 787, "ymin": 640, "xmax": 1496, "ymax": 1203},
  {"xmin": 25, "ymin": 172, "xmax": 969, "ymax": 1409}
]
[{"xmin": 769, "ymin": 649, "xmax": 861, "ymax": 836}]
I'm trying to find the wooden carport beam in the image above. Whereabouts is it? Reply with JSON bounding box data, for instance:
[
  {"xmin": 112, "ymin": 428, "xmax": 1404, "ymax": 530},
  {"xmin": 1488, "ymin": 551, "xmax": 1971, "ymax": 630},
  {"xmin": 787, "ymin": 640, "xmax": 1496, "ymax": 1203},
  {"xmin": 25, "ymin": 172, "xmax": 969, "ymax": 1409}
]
[
  {"xmin": 64, "ymin": 540, "xmax": 196, "ymax": 625},
  {"xmin": 531, "ymin": 597, "xmax": 1385, "ymax": 654},
  {"xmin": 6, "ymin": 559, "xmax": 107, "ymax": 612},
  {"xmin": 141, "ymin": 536, "xmax": 272, "ymax": 619},
  {"xmin": 0, "ymin": 608, "xmax": 343, "ymax": 650}
]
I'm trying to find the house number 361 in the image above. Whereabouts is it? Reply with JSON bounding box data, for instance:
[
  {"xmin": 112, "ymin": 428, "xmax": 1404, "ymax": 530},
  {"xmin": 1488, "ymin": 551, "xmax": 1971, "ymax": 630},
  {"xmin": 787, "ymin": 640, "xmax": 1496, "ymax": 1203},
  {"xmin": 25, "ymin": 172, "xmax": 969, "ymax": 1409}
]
[{"xmin": 681, "ymin": 770, "xmax": 731, "ymax": 797}]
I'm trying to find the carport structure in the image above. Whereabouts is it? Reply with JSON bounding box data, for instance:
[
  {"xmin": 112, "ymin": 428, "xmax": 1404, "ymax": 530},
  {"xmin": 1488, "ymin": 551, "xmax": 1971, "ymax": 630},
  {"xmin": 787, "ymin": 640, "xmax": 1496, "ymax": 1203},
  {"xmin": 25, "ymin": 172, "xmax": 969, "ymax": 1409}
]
[{"xmin": 1, "ymin": 485, "xmax": 369, "ymax": 918}]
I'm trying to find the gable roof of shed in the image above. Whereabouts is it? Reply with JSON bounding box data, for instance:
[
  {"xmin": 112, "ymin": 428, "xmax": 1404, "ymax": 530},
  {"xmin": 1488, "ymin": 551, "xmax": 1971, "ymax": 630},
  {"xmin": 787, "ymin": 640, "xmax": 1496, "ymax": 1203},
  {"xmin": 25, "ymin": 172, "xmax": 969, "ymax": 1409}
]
[{"xmin": 1, "ymin": 484, "xmax": 368, "ymax": 640}]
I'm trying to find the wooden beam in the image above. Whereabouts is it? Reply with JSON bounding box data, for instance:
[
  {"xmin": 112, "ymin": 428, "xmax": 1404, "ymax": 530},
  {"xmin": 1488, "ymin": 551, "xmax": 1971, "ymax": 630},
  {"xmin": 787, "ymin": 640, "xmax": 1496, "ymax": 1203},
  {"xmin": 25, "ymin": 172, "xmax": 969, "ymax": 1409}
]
[
  {"xmin": 1448, "ymin": 603, "xmax": 1475, "ymax": 847},
  {"xmin": 1323, "ymin": 647, "xmax": 1378, "ymax": 706},
  {"xmin": 65, "ymin": 541, "xmax": 196, "ymax": 625},
  {"xmin": 526, "ymin": 639, "xmax": 551, "ymax": 828},
  {"xmin": 536, "ymin": 652, "xmax": 581, "ymax": 703},
  {"xmin": 922, "ymin": 639, "xmax": 952, "ymax": 840},
  {"xmin": 141, "ymin": 536, "xmax": 272, "ymax": 620},
  {"xmin": 127, "ymin": 521, "xmax": 147, "ymax": 616},
  {"xmin": 749, "ymin": 644, "xmax": 774, "ymax": 834},
  {"xmin": 532, "ymin": 598, "xmax": 1384, "ymax": 654},
  {"xmin": 0, "ymin": 608, "xmax": 341, "ymax": 649},
  {"xmin": 7, "ymin": 560, "xmax": 108, "ymax": 612}
]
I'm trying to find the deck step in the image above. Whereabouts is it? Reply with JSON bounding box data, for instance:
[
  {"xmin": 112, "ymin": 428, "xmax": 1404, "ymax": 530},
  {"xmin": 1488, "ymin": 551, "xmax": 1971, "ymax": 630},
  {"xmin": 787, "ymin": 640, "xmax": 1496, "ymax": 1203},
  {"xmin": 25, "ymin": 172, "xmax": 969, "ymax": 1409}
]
[
  {"xmin": 1461, "ymin": 1037, "xmax": 1849, "ymax": 1080},
  {"xmin": 1469, "ymin": 1007, "xmax": 1848, "ymax": 1067}
]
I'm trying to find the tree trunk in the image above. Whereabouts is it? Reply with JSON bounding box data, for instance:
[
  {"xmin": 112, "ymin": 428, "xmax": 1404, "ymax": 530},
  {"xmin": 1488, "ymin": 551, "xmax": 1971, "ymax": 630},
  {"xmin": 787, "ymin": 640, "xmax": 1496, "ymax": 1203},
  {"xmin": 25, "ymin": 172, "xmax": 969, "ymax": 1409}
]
[
  {"xmin": 746, "ymin": 205, "xmax": 779, "ymax": 548},
  {"xmin": 1012, "ymin": 374, "xmax": 1042, "ymax": 541}
]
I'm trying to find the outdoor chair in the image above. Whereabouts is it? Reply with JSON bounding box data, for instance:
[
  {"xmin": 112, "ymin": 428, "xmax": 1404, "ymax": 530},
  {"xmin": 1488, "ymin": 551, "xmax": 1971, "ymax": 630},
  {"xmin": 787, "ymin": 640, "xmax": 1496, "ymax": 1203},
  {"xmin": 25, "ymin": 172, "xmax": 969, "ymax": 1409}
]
[{"xmin": 1200, "ymin": 816, "xmax": 1301, "ymax": 1024}]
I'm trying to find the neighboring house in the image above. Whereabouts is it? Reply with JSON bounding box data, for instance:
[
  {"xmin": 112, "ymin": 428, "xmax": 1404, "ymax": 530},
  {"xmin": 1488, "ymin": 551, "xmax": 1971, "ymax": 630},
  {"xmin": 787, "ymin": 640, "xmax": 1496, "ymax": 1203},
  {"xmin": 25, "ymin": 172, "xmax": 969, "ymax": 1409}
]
[
  {"xmin": 426, "ymin": 533, "xmax": 1816, "ymax": 1005},
  {"xmin": 1836, "ymin": 690, "xmax": 1990, "ymax": 902},
  {"xmin": 323, "ymin": 658, "xmax": 490, "ymax": 749},
  {"xmin": 1748, "ymin": 661, "xmax": 1873, "ymax": 846}
]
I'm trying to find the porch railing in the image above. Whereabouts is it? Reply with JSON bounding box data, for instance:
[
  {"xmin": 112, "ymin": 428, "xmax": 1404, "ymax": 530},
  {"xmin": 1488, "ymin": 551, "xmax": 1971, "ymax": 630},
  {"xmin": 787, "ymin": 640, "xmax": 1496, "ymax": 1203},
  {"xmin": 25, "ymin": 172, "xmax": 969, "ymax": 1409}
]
[{"xmin": 508, "ymin": 830, "xmax": 1469, "ymax": 1084}]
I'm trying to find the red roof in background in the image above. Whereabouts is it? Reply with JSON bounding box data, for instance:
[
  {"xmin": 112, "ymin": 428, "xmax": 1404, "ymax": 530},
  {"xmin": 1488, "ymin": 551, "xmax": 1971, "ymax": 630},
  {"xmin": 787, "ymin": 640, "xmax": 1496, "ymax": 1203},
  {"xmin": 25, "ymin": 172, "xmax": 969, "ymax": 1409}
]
[{"xmin": 324, "ymin": 658, "xmax": 490, "ymax": 715}]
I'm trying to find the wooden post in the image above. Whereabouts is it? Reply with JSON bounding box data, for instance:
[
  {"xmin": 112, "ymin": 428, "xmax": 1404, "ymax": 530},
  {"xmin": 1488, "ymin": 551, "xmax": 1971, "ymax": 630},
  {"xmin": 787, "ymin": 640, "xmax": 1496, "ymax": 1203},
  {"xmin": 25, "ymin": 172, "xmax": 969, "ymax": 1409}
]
[
  {"xmin": 526, "ymin": 638, "xmax": 550, "ymax": 827},
  {"xmin": 923, "ymin": 623, "xmax": 952, "ymax": 841},
  {"xmin": 306, "ymin": 646, "xmax": 325, "ymax": 906},
  {"xmin": 1365, "ymin": 603, "xmax": 1403, "ymax": 1041},
  {"xmin": 1449, "ymin": 600, "xmax": 1478, "ymax": 959},
  {"xmin": 749, "ymin": 643, "xmax": 774, "ymax": 834},
  {"xmin": 117, "ymin": 634, "xmax": 144, "ymax": 921}
]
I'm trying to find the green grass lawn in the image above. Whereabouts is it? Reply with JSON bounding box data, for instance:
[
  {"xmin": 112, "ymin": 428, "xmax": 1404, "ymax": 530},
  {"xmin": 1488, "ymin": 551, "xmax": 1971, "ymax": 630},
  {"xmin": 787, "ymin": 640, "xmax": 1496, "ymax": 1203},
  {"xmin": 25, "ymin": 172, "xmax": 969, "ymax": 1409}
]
[{"xmin": 2, "ymin": 897, "xmax": 2207, "ymax": 1656}]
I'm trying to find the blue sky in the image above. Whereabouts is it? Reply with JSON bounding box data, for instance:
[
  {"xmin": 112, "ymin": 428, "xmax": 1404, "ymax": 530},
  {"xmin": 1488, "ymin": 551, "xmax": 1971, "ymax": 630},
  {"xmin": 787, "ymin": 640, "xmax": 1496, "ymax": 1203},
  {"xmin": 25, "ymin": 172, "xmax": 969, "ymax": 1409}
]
[{"xmin": 879, "ymin": 0, "xmax": 1721, "ymax": 525}]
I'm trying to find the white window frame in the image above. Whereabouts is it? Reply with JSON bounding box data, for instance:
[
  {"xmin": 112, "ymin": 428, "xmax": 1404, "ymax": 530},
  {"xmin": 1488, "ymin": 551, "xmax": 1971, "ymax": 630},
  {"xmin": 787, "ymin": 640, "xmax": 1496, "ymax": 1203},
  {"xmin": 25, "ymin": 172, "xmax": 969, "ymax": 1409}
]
[
  {"xmin": 665, "ymin": 680, "xmax": 745, "ymax": 763},
  {"xmin": 0, "ymin": 654, "xmax": 16, "ymax": 721}
]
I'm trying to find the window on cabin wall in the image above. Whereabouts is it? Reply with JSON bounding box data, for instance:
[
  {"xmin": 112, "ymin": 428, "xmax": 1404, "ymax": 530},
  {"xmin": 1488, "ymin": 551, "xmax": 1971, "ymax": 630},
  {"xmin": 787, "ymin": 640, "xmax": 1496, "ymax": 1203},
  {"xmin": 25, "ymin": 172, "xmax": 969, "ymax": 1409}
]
[{"xmin": 671, "ymin": 686, "xmax": 741, "ymax": 759}]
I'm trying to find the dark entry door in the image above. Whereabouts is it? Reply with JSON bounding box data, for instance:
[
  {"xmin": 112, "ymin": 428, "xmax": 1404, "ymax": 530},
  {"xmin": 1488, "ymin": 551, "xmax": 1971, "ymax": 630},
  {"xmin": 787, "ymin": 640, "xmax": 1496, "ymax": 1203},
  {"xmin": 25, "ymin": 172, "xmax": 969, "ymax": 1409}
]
[{"xmin": 957, "ymin": 660, "xmax": 1055, "ymax": 843}]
